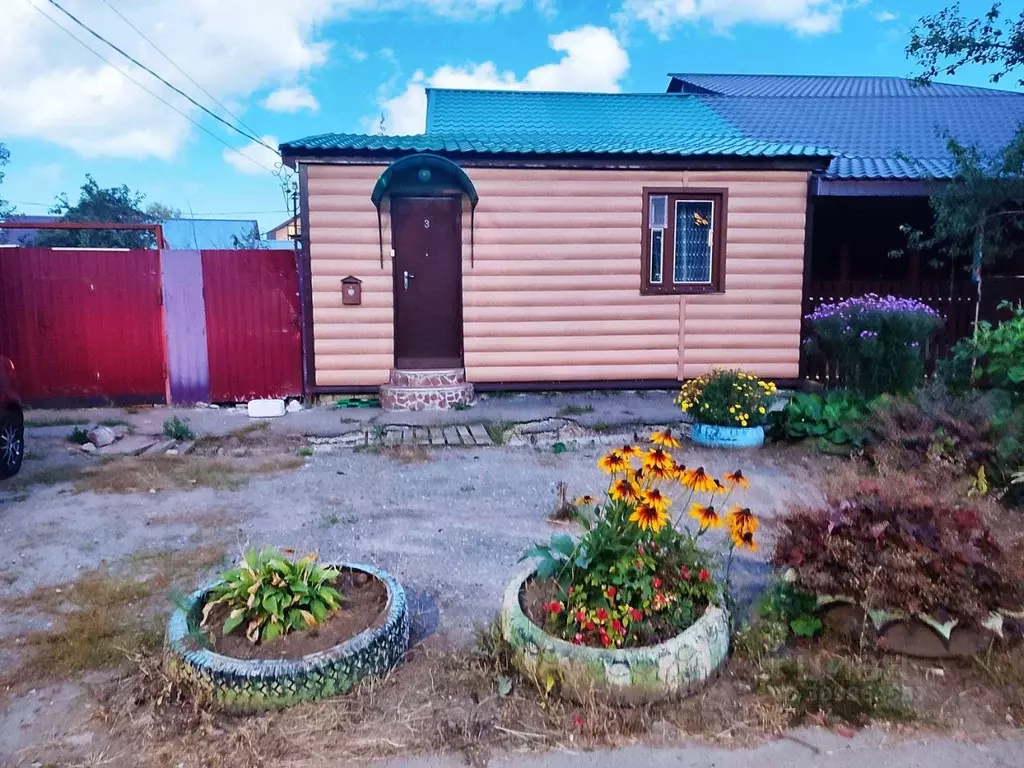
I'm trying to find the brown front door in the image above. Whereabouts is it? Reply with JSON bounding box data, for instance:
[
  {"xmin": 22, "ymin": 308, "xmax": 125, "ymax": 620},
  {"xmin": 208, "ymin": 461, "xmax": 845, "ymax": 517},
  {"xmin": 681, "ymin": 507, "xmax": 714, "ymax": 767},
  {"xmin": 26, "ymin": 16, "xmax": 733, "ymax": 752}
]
[{"xmin": 390, "ymin": 196, "xmax": 463, "ymax": 369}]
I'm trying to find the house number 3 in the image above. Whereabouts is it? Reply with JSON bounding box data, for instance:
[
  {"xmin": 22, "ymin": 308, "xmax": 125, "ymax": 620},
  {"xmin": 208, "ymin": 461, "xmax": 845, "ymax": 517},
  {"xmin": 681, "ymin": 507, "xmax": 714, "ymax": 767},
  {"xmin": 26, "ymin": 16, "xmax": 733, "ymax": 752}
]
[{"xmin": 423, "ymin": 218, "xmax": 431, "ymax": 229}]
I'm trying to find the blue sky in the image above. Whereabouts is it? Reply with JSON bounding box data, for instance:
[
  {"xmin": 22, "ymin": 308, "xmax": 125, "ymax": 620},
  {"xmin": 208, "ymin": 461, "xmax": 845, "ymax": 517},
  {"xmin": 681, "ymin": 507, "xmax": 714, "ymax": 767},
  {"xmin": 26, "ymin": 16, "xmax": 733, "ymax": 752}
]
[{"xmin": 0, "ymin": 0, "xmax": 1014, "ymax": 234}]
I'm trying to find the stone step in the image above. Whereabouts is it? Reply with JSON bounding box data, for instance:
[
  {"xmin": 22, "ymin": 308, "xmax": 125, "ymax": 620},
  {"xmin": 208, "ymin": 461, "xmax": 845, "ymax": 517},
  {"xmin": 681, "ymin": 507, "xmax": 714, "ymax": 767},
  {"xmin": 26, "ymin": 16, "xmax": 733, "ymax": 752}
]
[
  {"xmin": 388, "ymin": 368, "xmax": 466, "ymax": 387},
  {"xmin": 379, "ymin": 383, "xmax": 475, "ymax": 412}
]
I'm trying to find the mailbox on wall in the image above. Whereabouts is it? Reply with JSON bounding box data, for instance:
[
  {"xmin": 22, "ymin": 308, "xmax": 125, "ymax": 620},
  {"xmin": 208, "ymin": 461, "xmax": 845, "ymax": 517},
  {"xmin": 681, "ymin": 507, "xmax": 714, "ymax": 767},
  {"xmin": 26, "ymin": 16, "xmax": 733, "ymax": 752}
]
[{"xmin": 341, "ymin": 275, "xmax": 362, "ymax": 306}]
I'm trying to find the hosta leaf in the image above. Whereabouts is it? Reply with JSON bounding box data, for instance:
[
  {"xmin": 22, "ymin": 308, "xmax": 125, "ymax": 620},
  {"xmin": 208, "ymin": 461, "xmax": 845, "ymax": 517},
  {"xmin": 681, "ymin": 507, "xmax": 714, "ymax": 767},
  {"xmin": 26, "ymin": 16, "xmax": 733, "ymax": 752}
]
[
  {"xmin": 222, "ymin": 612, "xmax": 245, "ymax": 636},
  {"xmin": 550, "ymin": 534, "xmax": 575, "ymax": 556},
  {"xmin": 519, "ymin": 545, "xmax": 552, "ymax": 563},
  {"xmin": 262, "ymin": 620, "xmax": 282, "ymax": 643},
  {"xmin": 310, "ymin": 599, "xmax": 328, "ymax": 623},
  {"xmin": 299, "ymin": 609, "xmax": 317, "ymax": 627}
]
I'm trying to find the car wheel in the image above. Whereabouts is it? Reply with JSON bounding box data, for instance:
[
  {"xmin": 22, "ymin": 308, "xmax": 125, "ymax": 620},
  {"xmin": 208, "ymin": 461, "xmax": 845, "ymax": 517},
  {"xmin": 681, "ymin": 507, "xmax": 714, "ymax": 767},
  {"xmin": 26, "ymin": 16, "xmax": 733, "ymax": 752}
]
[{"xmin": 0, "ymin": 410, "xmax": 24, "ymax": 480}]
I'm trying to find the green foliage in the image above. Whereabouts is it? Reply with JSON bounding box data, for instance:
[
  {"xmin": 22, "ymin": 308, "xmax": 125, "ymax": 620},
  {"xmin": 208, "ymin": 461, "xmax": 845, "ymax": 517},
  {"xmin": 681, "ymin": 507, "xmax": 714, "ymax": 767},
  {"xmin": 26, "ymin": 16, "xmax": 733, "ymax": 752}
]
[
  {"xmin": 144, "ymin": 202, "xmax": 182, "ymax": 219},
  {"xmin": 770, "ymin": 392, "xmax": 871, "ymax": 450},
  {"xmin": 943, "ymin": 301, "xmax": 1024, "ymax": 398},
  {"xmin": 677, "ymin": 369, "xmax": 777, "ymax": 428},
  {"xmin": 67, "ymin": 427, "xmax": 90, "ymax": 446},
  {"xmin": 0, "ymin": 143, "xmax": 12, "ymax": 223},
  {"xmin": 162, "ymin": 416, "xmax": 195, "ymax": 441},
  {"xmin": 34, "ymin": 174, "xmax": 156, "ymax": 249},
  {"xmin": 202, "ymin": 547, "xmax": 342, "ymax": 644},
  {"xmin": 735, "ymin": 579, "xmax": 821, "ymax": 662}
]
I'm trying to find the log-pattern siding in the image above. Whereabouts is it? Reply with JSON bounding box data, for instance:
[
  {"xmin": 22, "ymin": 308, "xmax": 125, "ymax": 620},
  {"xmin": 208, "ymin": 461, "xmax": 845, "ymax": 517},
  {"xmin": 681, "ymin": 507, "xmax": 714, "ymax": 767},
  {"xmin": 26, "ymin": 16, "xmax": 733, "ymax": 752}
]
[{"xmin": 306, "ymin": 164, "xmax": 809, "ymax": 387}]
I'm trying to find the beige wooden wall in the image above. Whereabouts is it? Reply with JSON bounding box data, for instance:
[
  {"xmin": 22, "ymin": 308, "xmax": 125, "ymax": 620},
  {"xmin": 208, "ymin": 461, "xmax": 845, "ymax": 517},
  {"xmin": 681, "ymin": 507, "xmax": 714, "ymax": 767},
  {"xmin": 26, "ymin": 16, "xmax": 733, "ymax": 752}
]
[{"xmin": 306, "ymin": 163, "xmax": 808, "ymax": 387}]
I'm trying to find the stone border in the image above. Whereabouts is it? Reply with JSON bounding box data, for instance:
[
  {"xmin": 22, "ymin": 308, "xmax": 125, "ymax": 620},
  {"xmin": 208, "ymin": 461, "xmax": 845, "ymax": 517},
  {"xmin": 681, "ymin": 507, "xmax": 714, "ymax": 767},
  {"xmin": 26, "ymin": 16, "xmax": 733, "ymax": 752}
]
[
  {"xmin": 499, "ymin": 568, "xmax": 730, "ymax": 704},
  {"xmin": 165, "ymin": 563, "xmax": 409, "ymax": 712}
]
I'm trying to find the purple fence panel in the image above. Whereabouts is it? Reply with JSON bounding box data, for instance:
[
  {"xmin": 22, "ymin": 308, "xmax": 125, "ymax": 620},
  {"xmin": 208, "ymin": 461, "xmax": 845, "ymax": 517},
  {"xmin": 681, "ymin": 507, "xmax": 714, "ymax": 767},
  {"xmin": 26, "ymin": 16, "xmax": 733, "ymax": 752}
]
[{"xmin": 160, "ymin": 249, "xmax": 210, "ymax": 404}]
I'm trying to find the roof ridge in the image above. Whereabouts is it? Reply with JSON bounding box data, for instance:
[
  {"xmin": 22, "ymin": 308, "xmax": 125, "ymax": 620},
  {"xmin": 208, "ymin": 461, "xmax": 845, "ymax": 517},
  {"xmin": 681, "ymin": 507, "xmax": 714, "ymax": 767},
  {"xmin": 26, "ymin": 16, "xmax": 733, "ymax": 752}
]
[{"xmin": 425, "ymin": 87, "xmax": 695, "ymax": 98}]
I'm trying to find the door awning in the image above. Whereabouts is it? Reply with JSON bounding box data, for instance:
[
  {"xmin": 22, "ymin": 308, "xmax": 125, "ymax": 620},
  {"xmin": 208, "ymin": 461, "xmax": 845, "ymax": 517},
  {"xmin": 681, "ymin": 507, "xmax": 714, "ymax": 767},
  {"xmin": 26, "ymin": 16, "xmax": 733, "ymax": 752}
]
[{"xmin": 370, "ymin": 153, "xmax": 479, "ymax": 267}]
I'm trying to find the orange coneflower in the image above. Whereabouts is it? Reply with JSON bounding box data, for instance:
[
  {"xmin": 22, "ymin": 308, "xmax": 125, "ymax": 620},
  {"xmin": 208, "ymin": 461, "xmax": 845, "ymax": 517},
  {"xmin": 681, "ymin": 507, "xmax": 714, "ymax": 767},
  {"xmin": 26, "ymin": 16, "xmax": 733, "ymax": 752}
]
[
  {"xmin": 644, "ymin": 461, "xmax": 678, "ymax": 482},
  {"xmin": 723, "ymin": 470, "xmax": 750, "ymax": 490},
  {"xmin": 681, "ymin": 466, "xmax": 718, "ymax": 494},
  {"xmin": 649, "ymin": 429, "xmax": 681, "ymax": 449},
  {"xmin": 726, "ymin": 505, "xmax": 759, "ymax": 536},
  {"xmin": 643, "ymin": 447, "xmax": 673, "ymax": 471},
  {"xmin": 618, "ymin": 444, "xmax": 642, "ymax": 459},
  {"xmin": 609, "ymin": 478, "xmax": 642, "ymax": 503},
  {"xmin": 598, "ymin": 450, "xmax": 629, "ymax": 474},
  {"xmin": 641, "ymin": 488, "xmax": 672, "ymax": 513},
  {"xmin": 731, "ymin": 527, "xmax": 758, "ymax": 552},
  {"xmin": 629, "ymin": 503, "xmax": 670, "ymax": 533},
  {"xmin": 575, "ymin": 495, "xmax": 597, "ymax": 507},
  {"xmin": 689, "ymin": 503, "xmax": 721, "ymax": 529}
]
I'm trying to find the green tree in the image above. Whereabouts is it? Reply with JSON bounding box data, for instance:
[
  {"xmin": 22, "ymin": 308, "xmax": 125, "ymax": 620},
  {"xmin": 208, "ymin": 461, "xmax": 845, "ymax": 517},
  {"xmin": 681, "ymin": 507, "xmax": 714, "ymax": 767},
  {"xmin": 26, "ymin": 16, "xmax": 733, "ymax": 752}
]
[
  {"xmin": 35, "ymin": 174, "xmax": 156, "ymax": 248},
  {"xmin": 145, "ymin": 201, "xmax": 182, "ymax": 219},
  {"xmin": 0, "ymin": 143, "xmax": 13, "ymax": 222},
  {"xmin": 908, "ymin": 2, "xmax": 1024, "ymax": 86}
]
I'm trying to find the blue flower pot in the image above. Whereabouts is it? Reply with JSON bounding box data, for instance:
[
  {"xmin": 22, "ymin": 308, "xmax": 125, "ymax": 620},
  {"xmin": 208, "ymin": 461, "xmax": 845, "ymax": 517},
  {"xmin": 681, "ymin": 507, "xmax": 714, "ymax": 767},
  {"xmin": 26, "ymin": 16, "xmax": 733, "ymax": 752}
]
[{"xmin": 689, "ymin": 422, "xmax": 765, "ymax": 449}]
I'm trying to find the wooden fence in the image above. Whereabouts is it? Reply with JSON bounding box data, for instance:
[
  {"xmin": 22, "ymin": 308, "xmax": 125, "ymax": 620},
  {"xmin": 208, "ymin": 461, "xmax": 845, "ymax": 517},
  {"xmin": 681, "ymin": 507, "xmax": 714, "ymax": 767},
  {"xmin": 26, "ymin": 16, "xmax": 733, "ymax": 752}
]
[{"xmin": 800, "ymin": 278, "xmax": 1021, "ymax": 388}]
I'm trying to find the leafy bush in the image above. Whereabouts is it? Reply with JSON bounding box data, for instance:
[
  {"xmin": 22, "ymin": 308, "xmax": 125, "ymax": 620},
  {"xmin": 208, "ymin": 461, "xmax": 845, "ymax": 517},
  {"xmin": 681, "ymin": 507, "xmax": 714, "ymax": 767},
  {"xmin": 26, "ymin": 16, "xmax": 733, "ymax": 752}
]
[
  {"xmin": 940, "ymin": 301, "xmax": 1024, "ymax": 399},
  {"xmin": 805, "ymin": 294, "xmax": 943, "ymax": 397},
  {"xmin": 677, "ymin": 369, "xmax": 777, "ymax": 428},
  {"xmin": 523, "ymin": 432, "xmax": 759, "ymax": 648},
  {"xmin": 163, "ymin": 416, "xmax": 195, "ymax": 441},
  {"xmin": 67, "ymin": 427, "xmax": 90, "ymax": 445},
  {"xmin": 866, "ymin": 386, "xmax": 1024, "ymax": 506},
  {"xmin": 734, "ymin": 579, "xmax": 821, "ymax": 663},
  {"xmin": 772, "ymin": 477, "xmax": 1023, "ymax": 623},
  {"xmin": 201, "ymin": 547, "xmax": 342, "ymax": 644},
  {"xmin": 770, "ymin": 391, "xmax": 871, "ymax": 450}
]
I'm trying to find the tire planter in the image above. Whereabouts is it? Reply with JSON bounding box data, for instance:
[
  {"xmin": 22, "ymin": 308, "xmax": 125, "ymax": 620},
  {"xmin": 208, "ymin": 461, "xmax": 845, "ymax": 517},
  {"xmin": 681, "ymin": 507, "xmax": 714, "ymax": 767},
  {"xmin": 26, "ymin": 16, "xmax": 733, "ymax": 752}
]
[
  {"xmin": 689, "ymin": 422, "xmax": 765, "ymax": 449},
  {"xmin": 165, "ymin": 562, "xmax": 409, "ymax": 712},
  {"xmin": 815, "ymin": 596, "xmax": 1010, "ymax": 659},
  {"xmin": 499, "ymin": 568, "xmax": 730, "ymax": 704}
]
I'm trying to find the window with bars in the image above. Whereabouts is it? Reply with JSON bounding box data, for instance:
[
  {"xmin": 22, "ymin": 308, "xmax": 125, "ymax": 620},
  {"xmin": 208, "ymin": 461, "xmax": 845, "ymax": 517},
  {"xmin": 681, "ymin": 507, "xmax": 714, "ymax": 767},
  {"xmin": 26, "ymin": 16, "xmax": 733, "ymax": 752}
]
[{"xmin": 641, "ymin": 189, "xmax": 727, "ymax": 295}]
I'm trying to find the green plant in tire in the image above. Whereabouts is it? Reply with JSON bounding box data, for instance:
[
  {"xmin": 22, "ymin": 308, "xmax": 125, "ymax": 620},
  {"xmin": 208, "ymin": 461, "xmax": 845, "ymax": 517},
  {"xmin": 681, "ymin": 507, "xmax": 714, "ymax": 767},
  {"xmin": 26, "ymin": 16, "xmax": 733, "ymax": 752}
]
[{"xmin": 202, "ymin": 547, "xmax": 343, "ymax": 644}]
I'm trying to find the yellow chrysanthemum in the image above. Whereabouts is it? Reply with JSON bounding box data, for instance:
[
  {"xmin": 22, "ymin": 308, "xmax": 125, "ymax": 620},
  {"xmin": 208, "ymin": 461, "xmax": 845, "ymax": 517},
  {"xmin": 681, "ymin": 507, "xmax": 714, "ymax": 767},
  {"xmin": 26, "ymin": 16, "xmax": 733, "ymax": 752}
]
[
  {"xmin": 681, "ymin": 466, "xmax": 718, "ymax": 493},
  {"xmin": 650, "ymin": 429, "xmax": 681, "ymax": 449},
  {"xmin": 641, "ymin": 488, "xmax": 672, "ymax": 512},
  {"xmin": 598, "ymin": 450, "xmax": 629, "ymax": 474},
  {"xmin": 725, "ymin": 505, "xmax": 758, "ymax": 536},
  {"xmin": 629, "ymin": 503, "xmax": 670, "ymax": 532},
  {"xmin": 723, "ymin": 470, "xmax": 749, "ymax": 490},
  {"xmin": 609, "ymin": 478, "xmax": 642, "ymax": 503},
  {"xmin": 689, "ymin": 503, "xmax": 721, "ymax": 529},
  {"xmin": 643, "ymin": 447, "xmax": 673, "ymax": 471}
]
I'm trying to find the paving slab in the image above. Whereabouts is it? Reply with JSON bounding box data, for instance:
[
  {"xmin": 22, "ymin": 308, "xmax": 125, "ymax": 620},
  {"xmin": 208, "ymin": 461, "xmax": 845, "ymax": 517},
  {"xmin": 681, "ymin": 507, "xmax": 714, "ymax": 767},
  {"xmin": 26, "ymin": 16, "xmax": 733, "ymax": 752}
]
[{"xmin": 95, "ymin": 435, "xmax": 159, "ymax": 456}]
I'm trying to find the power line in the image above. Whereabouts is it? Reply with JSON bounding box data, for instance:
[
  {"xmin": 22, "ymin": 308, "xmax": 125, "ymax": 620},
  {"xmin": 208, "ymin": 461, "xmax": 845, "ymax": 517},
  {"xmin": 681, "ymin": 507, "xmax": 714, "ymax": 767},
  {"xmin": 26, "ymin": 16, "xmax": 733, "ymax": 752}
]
[
  {"xmin": 23, "ymin": 0, "xmax": 278, "ymax": 175},
  {"xmin": 44, "ymin": 0, "xmax": 279, "ymax": 158},
  {"xmin": 98, "ymin": 0, "xmax": 265, "ymax": 145}
]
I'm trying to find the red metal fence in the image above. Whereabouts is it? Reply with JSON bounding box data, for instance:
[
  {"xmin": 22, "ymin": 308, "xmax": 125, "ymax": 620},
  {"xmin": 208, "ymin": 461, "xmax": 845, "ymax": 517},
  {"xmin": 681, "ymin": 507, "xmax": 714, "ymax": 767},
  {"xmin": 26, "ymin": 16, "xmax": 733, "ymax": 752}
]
[
  {"xmin": 801, "ymin": 278, "xmax": 1023, "ymax": 387},
  {"xmin": 0, "ymin": 246, "xmax": 302, "ymax": 406},
  {"xmin": 201, "ymin": 249, "xmax": 302, "ymax": 402},
  {"xmin": 0, "ymin": 248, "xmax": 166, "ymax": 405}
]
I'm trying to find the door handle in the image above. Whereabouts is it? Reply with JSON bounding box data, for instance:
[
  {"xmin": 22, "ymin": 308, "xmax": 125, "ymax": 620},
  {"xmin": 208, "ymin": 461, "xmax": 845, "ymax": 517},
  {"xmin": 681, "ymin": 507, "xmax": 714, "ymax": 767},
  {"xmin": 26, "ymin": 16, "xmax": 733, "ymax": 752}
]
[{"xmin": 403, "ymin": 271, "xmax": 415, "ymax": 290}]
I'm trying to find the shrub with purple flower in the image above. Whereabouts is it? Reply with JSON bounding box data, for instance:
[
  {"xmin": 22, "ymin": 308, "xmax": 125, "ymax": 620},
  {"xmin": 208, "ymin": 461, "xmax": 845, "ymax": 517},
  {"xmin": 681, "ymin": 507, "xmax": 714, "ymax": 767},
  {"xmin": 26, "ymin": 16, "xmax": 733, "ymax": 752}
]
[{"xmin": 805, "ymin": 293, "xmax": 943, "ymax": 396}]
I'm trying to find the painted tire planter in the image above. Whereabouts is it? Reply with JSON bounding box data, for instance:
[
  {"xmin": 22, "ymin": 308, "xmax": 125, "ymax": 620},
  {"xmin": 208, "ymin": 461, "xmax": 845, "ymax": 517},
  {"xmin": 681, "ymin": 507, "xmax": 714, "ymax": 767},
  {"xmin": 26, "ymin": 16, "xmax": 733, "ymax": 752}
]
[
  {"xmin": 499, "ymin": 568, "xmax": 730, "ymax": 704},
  {"xmin": 165, "ymin": 563, "xmax": 409, "ymax": 712},
  {"xmin": 816, "ymin": 596, "xmax": 1010, "ymax": 659},
  {"xmin": 689, "ymin": 422, "xmax": 765, "ymax": 449}
]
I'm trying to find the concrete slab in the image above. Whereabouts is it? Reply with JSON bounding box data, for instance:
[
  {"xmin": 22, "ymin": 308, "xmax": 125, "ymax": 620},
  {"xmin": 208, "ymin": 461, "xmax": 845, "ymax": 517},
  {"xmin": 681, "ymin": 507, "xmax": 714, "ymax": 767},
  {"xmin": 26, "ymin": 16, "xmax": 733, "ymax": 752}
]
[{"xmin": 96, "ymin": 435, "xmax": 159, "ymax": 456}]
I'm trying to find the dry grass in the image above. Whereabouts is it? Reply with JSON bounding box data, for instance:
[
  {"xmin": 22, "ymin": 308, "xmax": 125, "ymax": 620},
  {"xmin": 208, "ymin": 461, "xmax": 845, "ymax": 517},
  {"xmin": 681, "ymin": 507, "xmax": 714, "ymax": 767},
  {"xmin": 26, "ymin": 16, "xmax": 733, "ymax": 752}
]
[
  {"xmin": 5, "ymin": 463, "xmax": 86, "ymax": 490},
  {"xmin": 0, "ymin": 545, "xmax": 226, "ymax": 688},
  {"xmin": 72, "ymin": 455, "xmax": 305, "ymax": 494}
]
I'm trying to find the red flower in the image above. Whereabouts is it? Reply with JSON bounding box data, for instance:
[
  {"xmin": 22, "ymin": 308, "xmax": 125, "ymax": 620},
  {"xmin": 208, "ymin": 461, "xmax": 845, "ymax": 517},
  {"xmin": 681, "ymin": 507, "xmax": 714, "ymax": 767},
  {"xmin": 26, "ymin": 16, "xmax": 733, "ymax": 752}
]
[
  {"xmin": 573, "ymin": 714, "xmax": 586, "ymax": 729},
  {"xmin": 637, "ymin": 545, "xmax": 646, "ymax": 556},
  {"xmin": 575, "ymin": 609, "xmax": 586, "ymax": 624},
  {"xmin": 596, "ymin": 608, "xmax": 609, "ymax": 622},
  {"xmin": 698, "ymin": 569, "xmax": 710, "ymax": 582},
  {"xmin": 630, "ymin": 608, "xmax": 643, "ymax": 622},
  {"xmin": 652, "ymin": 577, "xmax": 663, "ymax": 590},
  {"xmin": 572, "ymin": 633, "xmax": 584, "ymax": 645},
  {"xmin": 546, "ymin": 600, "xmax": 563, "ymax": 614},
  {"xmin": 612, "ymin": 619, "xmax": 624, "ymax": 634},
  {"xmin": 585, "ymin": 620, "xmax": 595, "ymax": 631},
  {"xmin": 680, "ymin": 565, "xmax": 691, "ymax": 580},
  {"xmin": 601, "ymin": 634, "xmax": 612, "ymax": 647},
  {"xmin": 606, "ymin": 586, "xmax": 617, "ymax": 599}
]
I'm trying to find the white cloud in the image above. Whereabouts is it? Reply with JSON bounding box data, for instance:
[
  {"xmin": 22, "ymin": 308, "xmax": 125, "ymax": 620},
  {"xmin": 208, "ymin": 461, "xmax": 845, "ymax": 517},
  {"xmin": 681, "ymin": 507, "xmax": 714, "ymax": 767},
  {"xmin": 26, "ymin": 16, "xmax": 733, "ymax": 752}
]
[
  {"xmin": 618, "ymin": 0, "xmax": 845, "ymax": 38},
  {"xmin": 874, "ymin": 10, "xmax": 897, "ymax": 23},
  {"xmin": 345, "ymin": 45, "xmax": 369, "ymax": 62},
  {"xmin": 261, "ymin": 85, "xmax": 320, "ymax": 113},
  {"xmin": 374, "ymin": 25, "xmax": 628, "ymax": 134},
  {"xmin": 222, "ymin": 135, "xmax": 283, "ymax": 175},
  {"xmin": 534, "ymin": 0, "xmax": 557, "ymax": 17},
  {"xmin": 0, "ymin": 0, "xmax": 528, "ymax": 163}
]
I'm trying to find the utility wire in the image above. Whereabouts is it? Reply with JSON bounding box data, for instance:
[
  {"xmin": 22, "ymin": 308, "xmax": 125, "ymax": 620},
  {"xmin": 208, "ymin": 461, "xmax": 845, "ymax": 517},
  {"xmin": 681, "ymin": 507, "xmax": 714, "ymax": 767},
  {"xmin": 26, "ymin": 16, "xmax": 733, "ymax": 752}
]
[
  {"xmin": 45, "ymin": 0, "xmax": 279, "ymax": 157},
  {"xmin": 98, "ymin": 0, "xmax": 265, "ymax": 146},
  {"xmin": 24, "ymin": 0, "xmax": 278, "ymax": 174}
]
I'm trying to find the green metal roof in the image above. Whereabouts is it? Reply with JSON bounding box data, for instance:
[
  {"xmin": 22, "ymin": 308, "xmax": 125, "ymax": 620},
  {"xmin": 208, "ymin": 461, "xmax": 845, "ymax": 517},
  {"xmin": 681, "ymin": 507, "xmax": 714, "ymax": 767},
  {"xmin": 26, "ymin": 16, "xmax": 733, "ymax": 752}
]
[{"xmin": 280, "ymin": 90, "xmax": 831, "ymax": 160}]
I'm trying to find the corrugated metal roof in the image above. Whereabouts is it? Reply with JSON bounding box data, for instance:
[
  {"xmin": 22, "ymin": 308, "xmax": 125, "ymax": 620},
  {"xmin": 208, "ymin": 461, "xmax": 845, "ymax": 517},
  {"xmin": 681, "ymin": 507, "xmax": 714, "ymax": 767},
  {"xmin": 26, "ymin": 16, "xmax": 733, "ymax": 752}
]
[
  {"xmin": 668, "ymin": 73, "xmax": 1016, "ymax": 98},
  {"xmin": 281, "ymin": 129, "xmax": 830, "ymax": 158}
]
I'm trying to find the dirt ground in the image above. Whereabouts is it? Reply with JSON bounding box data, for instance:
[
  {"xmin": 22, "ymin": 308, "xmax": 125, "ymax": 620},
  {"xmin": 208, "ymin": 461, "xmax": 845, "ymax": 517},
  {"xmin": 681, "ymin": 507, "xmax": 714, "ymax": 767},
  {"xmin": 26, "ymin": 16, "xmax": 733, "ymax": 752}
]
[{"xmin": 1, "ymin": 412, "xmax": 1022, "ymax": 767}]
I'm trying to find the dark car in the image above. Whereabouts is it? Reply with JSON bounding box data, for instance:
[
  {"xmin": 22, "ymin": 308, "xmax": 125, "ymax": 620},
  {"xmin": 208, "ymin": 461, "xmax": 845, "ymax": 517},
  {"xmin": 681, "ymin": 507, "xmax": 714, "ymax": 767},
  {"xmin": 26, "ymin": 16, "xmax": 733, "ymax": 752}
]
[{"xmin": 0, "ymin": 357, "xmax": 24, "ymax": 479}]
